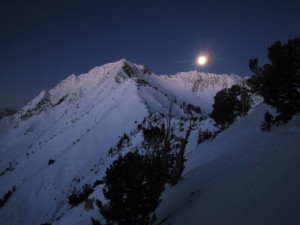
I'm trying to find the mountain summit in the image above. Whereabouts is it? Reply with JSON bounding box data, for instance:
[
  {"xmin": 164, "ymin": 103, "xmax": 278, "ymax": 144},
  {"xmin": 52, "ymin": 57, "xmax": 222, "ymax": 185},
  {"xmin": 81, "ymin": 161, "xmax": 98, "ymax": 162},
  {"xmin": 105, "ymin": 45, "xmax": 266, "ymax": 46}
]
[{"xmin": 8, "ymin": 59, "xmax": 242, "ymax": 125}]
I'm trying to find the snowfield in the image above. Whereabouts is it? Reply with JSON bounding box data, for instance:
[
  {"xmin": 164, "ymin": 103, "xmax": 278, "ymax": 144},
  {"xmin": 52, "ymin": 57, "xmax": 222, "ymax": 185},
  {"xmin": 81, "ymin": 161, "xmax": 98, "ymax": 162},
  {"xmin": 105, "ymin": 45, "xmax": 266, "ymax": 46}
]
[
  {"xmin": 158, "ymin": 103, "xmax": 300, "ymax": 225},
  {"xmin": 0, "ymin": 60, "xmax": 299, "ymax": 225}
]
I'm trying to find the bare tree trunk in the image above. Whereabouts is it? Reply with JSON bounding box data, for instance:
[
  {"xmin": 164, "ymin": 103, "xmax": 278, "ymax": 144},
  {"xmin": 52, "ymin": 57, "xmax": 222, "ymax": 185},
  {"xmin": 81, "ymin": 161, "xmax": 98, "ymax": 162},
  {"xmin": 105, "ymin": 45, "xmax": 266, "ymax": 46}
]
[
  {"xmin": 241, "ymin": 77, "xmax": 246, "ymax": 117},
  {"xmin": 170, "ymin": 119, "xmax": 193, "ymax": 185},
  {"xmin": 162, "ymin": 99, "xmax": 174, "ymax": 176}
]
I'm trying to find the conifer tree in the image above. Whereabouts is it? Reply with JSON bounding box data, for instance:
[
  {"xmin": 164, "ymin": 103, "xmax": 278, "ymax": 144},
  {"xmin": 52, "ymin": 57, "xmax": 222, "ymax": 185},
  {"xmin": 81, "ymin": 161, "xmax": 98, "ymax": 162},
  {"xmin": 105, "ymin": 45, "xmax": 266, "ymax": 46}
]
[
  {"xmin": 210, "ymin": 85, "xmax": 251, "ymax": 128},
  {"xmin": 99, "ymin": 151, "xmax": 165, "ymax": 225},
  {"xmin": 248, "ymin": 38, "xmax": 300, "ymax": 122}
]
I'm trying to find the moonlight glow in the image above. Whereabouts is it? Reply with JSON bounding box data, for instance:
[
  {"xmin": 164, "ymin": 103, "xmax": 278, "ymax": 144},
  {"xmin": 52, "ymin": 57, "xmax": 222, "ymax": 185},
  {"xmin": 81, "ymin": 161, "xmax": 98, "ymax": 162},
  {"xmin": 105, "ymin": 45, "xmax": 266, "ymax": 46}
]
[{"xmin": 197, "ymin": 56, "xmax": 207, "ymax": 66}]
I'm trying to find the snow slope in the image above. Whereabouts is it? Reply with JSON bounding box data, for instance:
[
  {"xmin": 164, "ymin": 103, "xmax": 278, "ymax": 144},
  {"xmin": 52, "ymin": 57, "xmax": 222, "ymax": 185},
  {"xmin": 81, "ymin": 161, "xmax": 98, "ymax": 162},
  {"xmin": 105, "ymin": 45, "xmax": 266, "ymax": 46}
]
[
  {"xmin": 1, "ymin": 59, "xmax": 297, "ymax": 225},
  {"xmin": 157, "ymin": 103, "xmax": 300, "ymax": 225}
]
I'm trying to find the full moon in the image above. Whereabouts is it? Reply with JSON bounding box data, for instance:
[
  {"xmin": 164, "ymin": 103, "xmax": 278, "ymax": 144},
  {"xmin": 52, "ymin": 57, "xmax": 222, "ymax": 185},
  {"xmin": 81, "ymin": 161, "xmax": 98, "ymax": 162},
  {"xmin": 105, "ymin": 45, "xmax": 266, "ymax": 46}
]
[{"xmin": 197, "ymin": 56, "xmax": 207, "ymax": 65}]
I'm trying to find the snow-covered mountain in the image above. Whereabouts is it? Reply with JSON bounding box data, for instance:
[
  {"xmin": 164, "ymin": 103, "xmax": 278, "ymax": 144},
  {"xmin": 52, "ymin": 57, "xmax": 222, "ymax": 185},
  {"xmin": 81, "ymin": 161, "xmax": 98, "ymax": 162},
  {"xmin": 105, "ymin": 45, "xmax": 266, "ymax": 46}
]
[{"xmin": 0, "ymin": 59, "xmax": 299, "ymax": 225}]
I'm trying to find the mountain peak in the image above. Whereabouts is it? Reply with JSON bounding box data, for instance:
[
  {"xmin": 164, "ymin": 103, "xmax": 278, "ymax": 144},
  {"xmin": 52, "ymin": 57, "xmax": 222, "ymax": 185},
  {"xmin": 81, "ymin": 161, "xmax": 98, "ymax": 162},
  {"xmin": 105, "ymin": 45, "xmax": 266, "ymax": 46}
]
[{"xmin": 11, "ymin": 60, "xmax": 244, "ymax": 123}]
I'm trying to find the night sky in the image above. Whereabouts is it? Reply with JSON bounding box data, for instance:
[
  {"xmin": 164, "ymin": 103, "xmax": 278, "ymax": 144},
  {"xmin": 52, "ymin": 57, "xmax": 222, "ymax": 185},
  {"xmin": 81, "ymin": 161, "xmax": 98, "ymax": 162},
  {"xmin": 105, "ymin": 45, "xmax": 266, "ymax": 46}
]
[{"xmin": 1, "ymin": 0, "xmax": 300, "ymax": 109}]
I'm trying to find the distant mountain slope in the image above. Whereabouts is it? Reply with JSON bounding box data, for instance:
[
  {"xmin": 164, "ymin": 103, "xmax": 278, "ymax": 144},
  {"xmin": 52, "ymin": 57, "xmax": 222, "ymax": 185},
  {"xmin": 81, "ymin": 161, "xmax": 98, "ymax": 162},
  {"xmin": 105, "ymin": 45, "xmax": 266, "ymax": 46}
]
[
  {"xmin": 0, "ymin": 108, "xmax": 16, "ymax": 120},
  {"xmin": 156, "ymin": 71, "xmax": 243, "ymax": 112},
  {"xmin": 0, "ymin": 60, "xmax": 253, "ymax": 225}
]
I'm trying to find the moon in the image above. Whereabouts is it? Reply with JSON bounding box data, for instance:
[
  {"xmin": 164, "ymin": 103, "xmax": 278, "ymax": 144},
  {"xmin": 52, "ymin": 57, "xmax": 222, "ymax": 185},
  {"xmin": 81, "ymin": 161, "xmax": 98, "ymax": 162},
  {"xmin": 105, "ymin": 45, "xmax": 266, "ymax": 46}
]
[{"xmin": 197, "ymin": 56, "xmax": 207, "ymax": 66}]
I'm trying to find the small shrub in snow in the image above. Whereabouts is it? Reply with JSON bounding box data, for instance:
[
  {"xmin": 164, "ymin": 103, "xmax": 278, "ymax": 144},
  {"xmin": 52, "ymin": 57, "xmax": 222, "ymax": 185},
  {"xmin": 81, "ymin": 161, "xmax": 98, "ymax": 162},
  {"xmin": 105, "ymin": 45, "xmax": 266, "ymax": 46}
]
[
  {"xmin": 84, "ymin": 199, "xmax": 94, "ymax": 211},
  {"xmin": 261, "ymin": 111, "xmax": 274, "ymax": 132},
  {"xmin": 109, "ymin": 133, "xmax": 131, "ymax": 156},
  {"xmin": 91, "ymin": 217, "xmax": 101, "ymax": 225},
  {"xmin": 0, "ymin": 186, "xmax": 16, "ymax": 208},
  {"xmin": 48, "ymin": 159, "xmax": 55, "ymax": 165},
  {"xmin": 93, "ymin": 179, "xmax": 104, "ymax": 188},
  {"xmin": 197, "ymin": 130, "xmax": 213, "ymax": 144},
  {"xmin": 68, "ymin": 184, "xmax": 94, "ymax": 207},
  {"xmin": 116, "ymin": 133, "xmax": 130, "ymax": 150}
]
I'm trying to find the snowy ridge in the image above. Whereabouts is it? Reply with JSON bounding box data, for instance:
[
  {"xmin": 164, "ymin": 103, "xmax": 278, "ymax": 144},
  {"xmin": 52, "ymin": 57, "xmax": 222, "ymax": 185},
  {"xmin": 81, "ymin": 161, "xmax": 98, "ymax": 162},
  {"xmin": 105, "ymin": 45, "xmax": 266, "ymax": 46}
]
[
  {"xmin": 10, "ymin": 59, "xmax": 241, "ymax": 125},
  {"xmin": 153, "ymin": 71, "xmax": 243, "ymax": 112},
  {"xmin": 166, "ymin": 71, "xmax": 242, "ymax": 92}
]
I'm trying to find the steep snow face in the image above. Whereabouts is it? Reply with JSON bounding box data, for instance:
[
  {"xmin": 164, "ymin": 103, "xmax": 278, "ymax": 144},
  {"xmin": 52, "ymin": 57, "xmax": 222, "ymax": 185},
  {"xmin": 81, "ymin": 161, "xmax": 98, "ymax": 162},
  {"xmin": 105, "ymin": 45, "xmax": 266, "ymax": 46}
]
[
  {"xmin": 0, "ymin": 59, "xmax": 245, "ymax": 225},
  {"xmin": 0, "ymin": 60, "xmax": 153, "ymax": 225},
  {"xmin": 14, "ymin": 59, "xmax": 146, "ymax": 122}
]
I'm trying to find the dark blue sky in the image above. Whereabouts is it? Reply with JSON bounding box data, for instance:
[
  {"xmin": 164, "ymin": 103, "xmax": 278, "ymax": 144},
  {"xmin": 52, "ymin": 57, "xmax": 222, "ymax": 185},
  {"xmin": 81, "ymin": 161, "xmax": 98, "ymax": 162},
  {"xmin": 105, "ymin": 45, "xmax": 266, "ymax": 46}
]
[{"xmin": 1, "ymin": 0, "xmax": 300, "ymax": 109}]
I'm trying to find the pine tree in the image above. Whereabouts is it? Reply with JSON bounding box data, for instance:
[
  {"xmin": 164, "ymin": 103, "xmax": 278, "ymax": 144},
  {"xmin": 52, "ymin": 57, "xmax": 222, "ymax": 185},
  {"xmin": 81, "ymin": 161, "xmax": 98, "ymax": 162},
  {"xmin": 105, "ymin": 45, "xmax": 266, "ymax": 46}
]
[
  {"xmin": 142, "ymin": 126, "xmax": 165, "ymax": 153},
  {"xmin": 248, "ymin": 38, "xmax": 300, "ymax": 122},
  {"xmin": 99, "ymin": 151, "xmax": 165, "ymax": 225},
  {"xmin": 210, "ymin": 85, "xmax": 251, "ymax": 128}
]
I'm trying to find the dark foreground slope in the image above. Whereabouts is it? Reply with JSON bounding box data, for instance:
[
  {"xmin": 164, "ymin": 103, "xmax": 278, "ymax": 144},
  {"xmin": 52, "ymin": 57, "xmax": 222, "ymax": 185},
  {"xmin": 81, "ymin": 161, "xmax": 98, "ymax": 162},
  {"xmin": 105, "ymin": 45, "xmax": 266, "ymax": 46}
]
[{"xmin": 158, "ymin": 103, "xmax": 300, "ymax": 225}]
